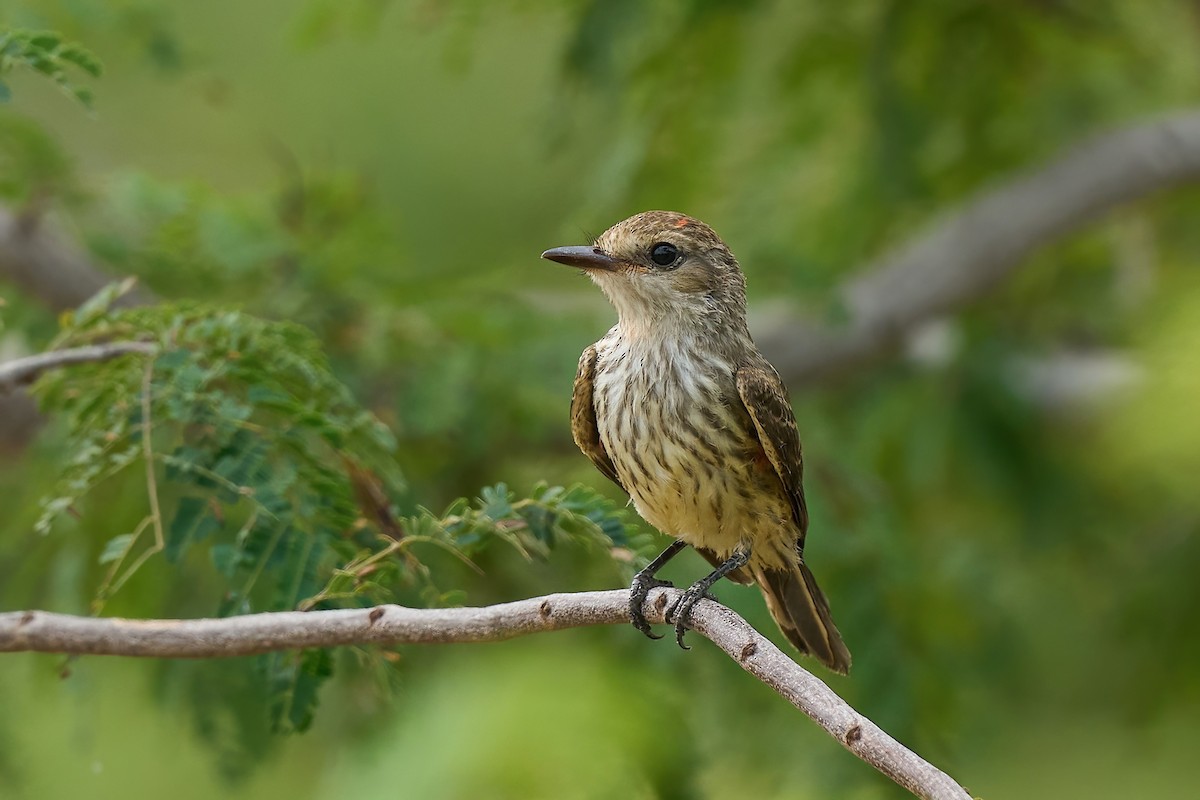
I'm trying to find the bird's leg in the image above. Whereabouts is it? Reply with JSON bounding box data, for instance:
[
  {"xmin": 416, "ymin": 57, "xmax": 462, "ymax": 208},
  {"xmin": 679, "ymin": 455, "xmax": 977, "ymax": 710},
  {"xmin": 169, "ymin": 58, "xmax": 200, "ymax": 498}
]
[
  {"xmin": 629, "ymin": 539, "xmax": 689, "ymax": 639},
  {"xmin": 667, "ymin": 545, "xmax": 751, "ymax": 650}
]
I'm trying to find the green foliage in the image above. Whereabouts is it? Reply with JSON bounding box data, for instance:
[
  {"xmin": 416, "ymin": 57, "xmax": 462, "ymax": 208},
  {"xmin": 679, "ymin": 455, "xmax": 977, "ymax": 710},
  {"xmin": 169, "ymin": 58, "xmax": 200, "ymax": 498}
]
[
  {"xmin": 0, "ymin": 112, "xmax": 79, "ymax": 205},
  {"xmin": 80, "ymin": 169, "xmax": 610, "ymax": 506},
  {"xmin": 0, "ymin": 28, "xmax": 100, "ymax": 107},
  {"xmin": 30, "ymin": 284, "xmax": 639, "ymax": 734},
  {"xmin": 34, "ymin": 281, "xmax": 404, "ymax": 611},
  {"xmin": 305, "ymin": 482, "xmax": 643, "ymax": 613},
  {"xmin": 2, "ymin": 2, "xmax": 1200, "ymax": 797}
]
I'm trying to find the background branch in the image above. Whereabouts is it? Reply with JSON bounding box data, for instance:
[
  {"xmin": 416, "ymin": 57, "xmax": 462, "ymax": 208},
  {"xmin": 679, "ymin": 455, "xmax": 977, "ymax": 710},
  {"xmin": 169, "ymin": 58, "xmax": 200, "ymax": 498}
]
[
  {"xmin": 0, "ymin": 588, "xmax": 971, "ymax": 800},
  {"xmin": 0, "ymin": 207, "xmax": 153, "ymax": 447},
  {"xmin": 0, "ymin": 341, "xmax": 156, "ymax": 393},
  {"xmin": 0, "ymin": 206, "xmax": 151, "ymax": 313},
  {"xmin": 4, "ymin": 113, "xmax": 1200, "ymax": 400},
  {"xmin": 759, "ymin": 109, "xmax": 1200, "ymax": 385}
]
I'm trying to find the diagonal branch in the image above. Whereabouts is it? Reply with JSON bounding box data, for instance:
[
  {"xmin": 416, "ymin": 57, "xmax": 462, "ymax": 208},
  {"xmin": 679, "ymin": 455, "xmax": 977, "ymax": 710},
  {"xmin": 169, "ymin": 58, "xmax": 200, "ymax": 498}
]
[
  {"xmin": 759, "ymin": 109, "xmax": 1200, "ymax": 385},
  {"xmin": 0, "ymin": 589, "xmax": 972, "ymax": 800},
  {"xmin": 0, "ymin": 342, "xmax": 156, "ymax": 394},
  {"xmin": 0, "ymin": 207, "xmax": 152, "ymax": 313},
  {"xmin": 4, "ymin": 112, "xmax": 1200, "ymax": 400}
]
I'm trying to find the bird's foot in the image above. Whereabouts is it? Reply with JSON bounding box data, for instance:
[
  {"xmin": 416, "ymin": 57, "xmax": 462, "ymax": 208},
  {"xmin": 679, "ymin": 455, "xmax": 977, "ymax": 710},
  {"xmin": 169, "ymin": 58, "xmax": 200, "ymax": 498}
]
[
  {"xmin": 629, "ymin": 572, "xmax": 675, "ymax": 639},
  {"xmin": 665, "ymin": 583, "xmax": 719, "ymax": 650}
]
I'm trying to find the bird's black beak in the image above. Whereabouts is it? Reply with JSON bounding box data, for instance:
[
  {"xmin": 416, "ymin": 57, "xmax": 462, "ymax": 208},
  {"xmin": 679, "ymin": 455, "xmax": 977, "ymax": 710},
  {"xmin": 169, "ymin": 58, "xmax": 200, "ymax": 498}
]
[{"xmin": 541, "ymin": 245, "xmax": 621, "ymax": 272}]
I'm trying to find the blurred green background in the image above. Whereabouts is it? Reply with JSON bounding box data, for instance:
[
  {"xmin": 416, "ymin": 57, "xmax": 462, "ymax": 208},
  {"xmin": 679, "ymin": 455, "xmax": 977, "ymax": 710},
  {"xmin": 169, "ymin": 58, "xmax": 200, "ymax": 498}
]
[{"xmin": 3, "ymin": 1, "xmax": 1200, "ymax": 798}]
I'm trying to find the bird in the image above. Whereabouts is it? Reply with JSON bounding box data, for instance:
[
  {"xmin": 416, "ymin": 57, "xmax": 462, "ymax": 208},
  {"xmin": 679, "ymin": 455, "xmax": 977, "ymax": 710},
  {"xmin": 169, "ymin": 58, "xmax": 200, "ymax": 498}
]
[{"xmin": 542, "ymin": 210, "xmax": 851, "ymax": 674}]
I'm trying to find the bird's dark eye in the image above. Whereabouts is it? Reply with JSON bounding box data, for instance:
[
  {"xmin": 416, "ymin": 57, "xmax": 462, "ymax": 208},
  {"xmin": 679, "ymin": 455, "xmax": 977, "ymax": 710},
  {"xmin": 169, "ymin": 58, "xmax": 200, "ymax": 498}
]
[{"xmin": 650, "ymin": 242, "xmax": 679, "ymax": 267}]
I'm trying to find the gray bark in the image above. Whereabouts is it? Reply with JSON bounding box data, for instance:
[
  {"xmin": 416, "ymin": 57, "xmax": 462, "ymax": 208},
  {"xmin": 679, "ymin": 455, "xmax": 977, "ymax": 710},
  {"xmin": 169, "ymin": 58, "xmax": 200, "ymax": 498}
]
[{"xmin": 1, "ymin": 588, "xmax": 972, "ymax": 800}]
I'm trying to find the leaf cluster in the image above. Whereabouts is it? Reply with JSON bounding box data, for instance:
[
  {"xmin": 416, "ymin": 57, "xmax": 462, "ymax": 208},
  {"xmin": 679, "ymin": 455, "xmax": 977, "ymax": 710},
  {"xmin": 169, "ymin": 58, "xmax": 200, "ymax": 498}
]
[
  {"xmin": 0, "ymin": 29, "xmax": 100, "ymax": 107},
  {"xmin": 30, "ymin": 284, "xmax": 641, "ymax": 733}
]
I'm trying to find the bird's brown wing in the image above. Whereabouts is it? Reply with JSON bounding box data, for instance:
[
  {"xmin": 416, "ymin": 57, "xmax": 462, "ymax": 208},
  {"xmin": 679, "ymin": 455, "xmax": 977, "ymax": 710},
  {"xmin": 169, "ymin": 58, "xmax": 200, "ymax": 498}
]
[
  {"xmin": 737, "ymin": 366, "xmax": 850, "ymax": 672},
  {"xmin": 735, "ymin": 364, "xmax": 809, "ymax": 545},
  {"xmin": 571, "ymin": 345, "xmax": 624, "ymax": 490}
]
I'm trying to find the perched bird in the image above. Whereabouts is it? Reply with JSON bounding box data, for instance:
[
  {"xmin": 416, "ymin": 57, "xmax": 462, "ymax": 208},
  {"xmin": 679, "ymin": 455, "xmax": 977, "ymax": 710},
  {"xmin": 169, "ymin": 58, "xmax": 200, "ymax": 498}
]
[{"xmin": 542, "ymin": 211, "xmax": 851, "ymax": 673}]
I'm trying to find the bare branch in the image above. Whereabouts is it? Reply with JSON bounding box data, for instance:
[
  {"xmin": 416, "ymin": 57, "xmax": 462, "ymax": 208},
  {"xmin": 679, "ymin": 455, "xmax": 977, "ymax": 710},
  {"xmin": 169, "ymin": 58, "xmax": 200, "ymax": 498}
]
[
  {"xmin": 0, "ymin": 207, "xmax": 150, "ymax": 313},
  {"xmin": 760, "ymin": 109, "xmax": 1200, "ymax": 385},
  {"xmin": 0, "ymin": 342, "xmax": 156, "ymax": 394},
  {"xmin": 5, "ymin": 112, "xmax": 1200, "ymax": 404},
  {"xmin": 0, "ymin": 206, "xmax": 154, "ymax": 445},
  {"xmin": 0, "ymin": 589, "xmax": 972, "ymax": 800}
]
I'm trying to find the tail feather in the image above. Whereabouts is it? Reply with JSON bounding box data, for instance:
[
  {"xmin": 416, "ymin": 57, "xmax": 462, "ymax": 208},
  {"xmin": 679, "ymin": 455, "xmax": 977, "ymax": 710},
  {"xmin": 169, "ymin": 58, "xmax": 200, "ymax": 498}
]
[{"xmin": 755, "ymin": 561, "xmax": 851, "ymax": 674}]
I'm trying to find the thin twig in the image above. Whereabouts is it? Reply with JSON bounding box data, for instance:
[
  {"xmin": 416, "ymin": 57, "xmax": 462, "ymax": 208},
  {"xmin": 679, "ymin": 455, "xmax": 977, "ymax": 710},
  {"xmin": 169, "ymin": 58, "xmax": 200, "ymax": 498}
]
[
  {"xmin": 92, "ymin": 514, "xmax": 154, "ymax": 613},
  {"xmin": 0, "ymin": 589, "xmax": 972, "ymax": 800},
  {"xmin": 93, "ymin": 358, "xmax": 169, "ymax": 597},
  {"xmin": 0, "ymin": 342, "xmax": 156, "ymax": 393},
  {"xmin": 139, "ymin": 357, "xmax": 164, "ymax": 555}
]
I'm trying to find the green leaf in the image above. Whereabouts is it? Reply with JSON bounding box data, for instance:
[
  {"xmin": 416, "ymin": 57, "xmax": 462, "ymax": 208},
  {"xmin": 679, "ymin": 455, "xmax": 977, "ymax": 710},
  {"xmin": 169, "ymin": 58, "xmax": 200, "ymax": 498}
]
[
  {"xmin": 27, "ymin": 33, "xmax": 61, "ymax": 50},
  {"xmin": 98, "ymin": 533, "xmax": 134, "ymax": 564},
  {"xmin": 479, "ymin": 483, "xmax": 512, "ymax": 519},
  {"xmin": 0, "ymin": 29, "xmax": 100, "ymax": 108},
  {"xmin": 165, "ymin": 496, "xmax": 221, "ymax": 563},
  {"xmin": 58, "ymin": 44, "xmax": 102, "ymax": 77},
  {"xmin": 212, "ymin": 440, "xmax": 266, "ymax": 502},
  {"xmin": 71, "ymin": 86, "xmax": 93, "ymax": 109},
  {"xmin": 517, "ymin": 503, "xmax": 556, "ymax": 543},
  {"xmin": 267, "ymin": 648, "xmax": 334, "ymax": 734},
  {"xmin": 210, "ymin": 543, "xmax": 239, "ymax": 578},
  {"xmin": 153, "ymin": 348, "xmax": 191, "ymax": 371},
  {"xmin": 71, "ymin": 278, "xmax": 138, "ymax": 327},
  {"xmin": 35, "ymin": 495, "xmax": 74, "ymax": 534}
]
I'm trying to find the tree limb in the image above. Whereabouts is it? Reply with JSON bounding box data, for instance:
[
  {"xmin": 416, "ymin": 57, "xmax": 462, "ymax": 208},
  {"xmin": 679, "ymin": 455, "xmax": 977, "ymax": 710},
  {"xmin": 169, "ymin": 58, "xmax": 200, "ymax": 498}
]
[
  {"xmin": 0, "ymin": 342, "xmax": 156, "ymax": 394},
  {"xmin": 759, "ymin": 109, "xmax": 1200, "ymax": 385},
  {"xmin": 4, "ymin": 112, "xmax": 1200, "ymax": 399},
  {"xmin": 0, "ymin": 206, "xmax": 153, "ymax": 446},
  {"xmin": 0, "ymin": 207, "xmax": 151, "ymax": 313},
  {"xmin": 0, "ymin": 588, "xmax": 971, "ymax": 800}
]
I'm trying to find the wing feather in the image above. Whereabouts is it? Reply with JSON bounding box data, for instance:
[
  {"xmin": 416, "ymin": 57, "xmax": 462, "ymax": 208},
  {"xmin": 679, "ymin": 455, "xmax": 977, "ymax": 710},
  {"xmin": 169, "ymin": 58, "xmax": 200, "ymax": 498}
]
[
  {"xmin": 735, "ymin": 365, "xmax": 809, "ymax": 544},
  {"xmin": 571, "ymin": 345, "xmax": 624, "ymax": 490}
]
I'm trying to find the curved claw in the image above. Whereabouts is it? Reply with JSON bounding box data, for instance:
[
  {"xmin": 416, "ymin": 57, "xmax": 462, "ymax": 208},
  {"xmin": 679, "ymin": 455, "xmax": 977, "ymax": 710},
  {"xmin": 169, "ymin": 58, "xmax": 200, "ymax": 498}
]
[
  {"xmin": 629, "ymin": 574, "xmax": 674, "ymax": 640},
  {"xmin": 666, "ymin": 586, "xmax": 719, "ymax": 650},
  {"xmin": 675, "ymin": 620, "xmax": 692, "ymax": 650}
]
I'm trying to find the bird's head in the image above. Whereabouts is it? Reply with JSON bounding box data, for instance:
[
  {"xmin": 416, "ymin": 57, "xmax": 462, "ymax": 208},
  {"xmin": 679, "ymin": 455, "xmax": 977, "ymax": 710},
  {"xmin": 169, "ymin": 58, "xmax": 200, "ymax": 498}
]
[{"xmin": 542, "ymin": 211, "xmax": 748, "ymax": 334}]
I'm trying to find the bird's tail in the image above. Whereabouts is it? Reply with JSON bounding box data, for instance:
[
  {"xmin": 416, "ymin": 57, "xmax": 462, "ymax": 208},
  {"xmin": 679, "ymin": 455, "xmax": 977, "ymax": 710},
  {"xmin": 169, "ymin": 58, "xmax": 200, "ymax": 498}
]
[{"xmin": 754, "ymin": 560, "xmax": 851, "ymax": 674}]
